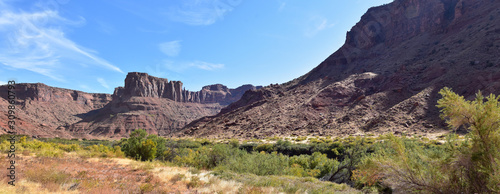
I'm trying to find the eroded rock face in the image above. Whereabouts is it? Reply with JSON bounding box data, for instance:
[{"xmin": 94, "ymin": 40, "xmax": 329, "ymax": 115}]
[
  {"xmin": 177, "ymin": 0, "xmax": 500, "ymax": 139},
  {"xmin": 64, "ymin": 73, "xmax": 261, "ymax": 138},
  {"xmin": 0, "ymin": 74, "xmax": 260, "ymax": 138},
  {"xmin": 0, "ymin": 83, "xmax": 111, "ymax": 108},
  {"xmin": 0, "ymin": 83, "xmax": 112, "ymax": 138},
  {"xmin": 114, "ymin": 72, "xmax": 260, "ymax": 105},
  {"xmin": 67, "ymin": 96, "xmax": 224, "ymax": 138}
]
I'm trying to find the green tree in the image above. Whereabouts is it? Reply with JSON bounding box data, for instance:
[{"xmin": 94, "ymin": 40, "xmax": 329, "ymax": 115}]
[
  {"xmin": 147, "ymin": 134, "xmax": 166, "ymax": 160},
  {"xmin": 437, "ymin": 87, "xmax": 500, "ymax": 192},
  {"xmin": 122, "ymin": 129, "xmax": 157, "ymax": 161},
  {"xmin": 355, "ymin": 87, "xmax": 500, "ymax": 193}
]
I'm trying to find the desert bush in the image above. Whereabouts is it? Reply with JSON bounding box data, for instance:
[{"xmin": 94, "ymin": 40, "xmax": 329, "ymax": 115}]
[
  {"xmin": 174, "ymin": 144, "xmax": 246, "ymax": 169},
  {"xmin": 436, "ymin": 87, "xmax": 500, "ymax": 192},
  {"xmin": 220, "ymin": 151, "xmax": 290, "ymax": 176},
  {"xmin": 354, "ymin": 135, "xmax": 443, "ymax": 192},
  {"xmin": 147, "ymin": 135, "xmax": 166, "ymax": 160},
  {"xmin": 187, "ymin": 176, "xmax": 203, "ymax": 188},
  {"xmin": 322, "ymin": 138, "xmax": 370, "ymax": 185},
  {"xmin": 121, "ymin": 129, "xmax": 157, "ymax": 161},
  {"xmin": 228, "ymin": 139, "xmax": 239, "ymax": 148},
  {"xmin": 355, "ymin": 88, "xmax": 500, "ymax": 193},
  {"xmin": 215, "ymin": 170, "xmax": 356, "ymax": 194},
  {"xmin": 288, "ymin": 152, "xmax": 335, "ymax": 178},
  {"xmin": 139, "ymin": 183, "xmax": 154, "ymax": 193},
  {"xmin": 25, "ymin": 166, "xmax": 71, "ymax": 191},
  {"xmin": 170, "ymin": 173, "xmax": 185, "ymax": 183},
  {"xmin": 254, "ymin": 143, "xmax": 274, "ymax": 153}
]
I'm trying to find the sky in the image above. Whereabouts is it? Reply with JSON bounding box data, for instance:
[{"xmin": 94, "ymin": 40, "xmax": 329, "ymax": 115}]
[{"xmin": 0, "ymin": 0, "xmax": 393, "ymax": 94}]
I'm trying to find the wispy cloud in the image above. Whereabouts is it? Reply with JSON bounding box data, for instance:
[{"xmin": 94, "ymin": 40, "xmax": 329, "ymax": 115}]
[
  {"xmin": 110, "ymin": 0, "xmax": 241, "ymax": 26},
  {"xmin": 0, "ymin": 81, "xmax": 6, "ymax": 85},
  {"xmin": 0, "ymin": 4, "xmax": 123, "ymax": 82},
  {"xmin": 165, "ymin": 0, "xmax": 241, "ymax": 26},
  {"xmin": 159, "ymin": 40, "xmax": 181, "ymax": 57},
  {"xmin": 304, "ymin": 15, "xmax": 334, "ymax": 37},
  {"xmin": 189, "ymin": 61, "xmax": 224, "ymax": 70},
  {"xmin": 162, "ymin": 60, "xmax": 224, "ymax": 72},
  {"xmin": 96, "ymin": 20, "xmax": 115, "ymax": 35},
  {"xmin": 79, "ymin": 84, "xmax": 97, "ymax": 93},
  {"xmin": 278, "ymin": 2, "xmax": 286, "ymax": 12},
  {"xmin": 137, "ymin": 27, "xmax": 169, "ymax": 34},
  {"xmin": 97, "ymin": 77, "xmax": 109, "ymax": 88}
]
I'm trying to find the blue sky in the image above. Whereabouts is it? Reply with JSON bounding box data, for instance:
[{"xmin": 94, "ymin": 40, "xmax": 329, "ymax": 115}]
[{"xmin": 0, "ymin": 0, "xmax": 393, "ymax": 93}]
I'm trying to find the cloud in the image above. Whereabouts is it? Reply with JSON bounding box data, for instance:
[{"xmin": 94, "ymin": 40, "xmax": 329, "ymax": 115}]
[
  {"xmin": 304, "ymin": 15, "xmax": 334, "ymax": 37},
  {"xmin": 278, "ymin": 2, "xmax": 286, "ymax": 12},
  {"xmin": 0, "ymin": 81, "xmax": 6, "ymax": 85},
  {"xmin": 159, "ymin": 40, "xmax": 181, "ymax": 57},
  {"xmin": 0, "ymin": 4, "xmax": 123, "ymax": 82},
  {"xmin": 97, "ymin": 77, "xmax": 109, "ymax": 88},
  {"xmin": 109, "ymin": 0, "xmax": 241, "ymax": 26},
  {"xmin": 163, "ymin": 60, "xmax": 224, "ymax": 72},
  {"xmin": 165, "ymin": 0, "xmax": 241, "ymax": 26},
  {"xmin": 137, "ymin": 27, "xmax": 169, "ymax": 34},
  {"xmin": 189, "ymin": 61, "xmax": 224, "ymax": 70},
  {"xmin": 79, "ymin": 84, "xmax": 97, "ymax": 93},
  {"xmin": 96, "ymin": 20, "xmax": 115, "ymax": 35}
]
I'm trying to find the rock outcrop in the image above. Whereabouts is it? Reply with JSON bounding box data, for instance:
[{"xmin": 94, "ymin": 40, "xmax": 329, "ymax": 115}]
[
  {"xmin": 114, "ymin": 72, "xmax": 260, "ymax": 105},
  {"xmin": 64, "ymin": 73, "xmax": 260, "ymax": 138},
  {"xmin": 178, "ymin": 0, "xmax": 500, "ymax": 139},
  {"xmin": 0, "ymin": 83, "xmax": 111, "ymax": 138},
  {"xmin": 0, "ymin": 74, "xmax": 260, "ymax": 138}
]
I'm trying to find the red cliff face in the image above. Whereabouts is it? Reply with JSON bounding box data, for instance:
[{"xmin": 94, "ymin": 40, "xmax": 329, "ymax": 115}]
[
  {"xmin": 114, "ymin": 72, "xmax": 260, "ymax": 105},
  {"xmin": 178, "ymin": 0, "xmax": 500, "ymax": 139},
  {"xmin": 0, "ymin": 83, "xmax": 111, "ymax": 107},
  {"xmin": 301, "ymin": 0, "xmax": 473, "ymax": 84},
  {"xmin": 0, "ymin": 73, "xmax": 260, "ymax": 138},
  {"xmin": 64, "ymin": 73, "xmax": 260, "ymax": 138},
  {"xmin": 0, "ymin": 83, "xmax": 112, "ymax": 138}
]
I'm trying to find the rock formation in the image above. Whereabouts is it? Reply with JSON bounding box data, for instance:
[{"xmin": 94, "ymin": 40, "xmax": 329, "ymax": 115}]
[
  {"xmin": 64, "ymin": 73, "xmax": 260, "ymax": 138},
  {"xmin": 114, "ymin": 72, "xmax": 261, "ymax": 105},
  {"xmin": 0, "ymin": 83, "xmax": 111, "ymax": 138},
  {"xmin": 178, "ymin": 0, "xmax": 500, "ymax": 139},
  {"xmin": 0, "ymin": 74, "xmax": 260, "ymax": 138}
]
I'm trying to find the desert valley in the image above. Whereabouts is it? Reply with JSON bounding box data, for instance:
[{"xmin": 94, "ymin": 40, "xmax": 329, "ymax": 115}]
[{"xmin": 1, "ymin": 0, "xmax": 500, "ymax": 193}]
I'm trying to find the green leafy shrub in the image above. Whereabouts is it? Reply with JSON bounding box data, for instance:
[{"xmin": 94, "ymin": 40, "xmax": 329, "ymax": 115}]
[
  {"xmin": 355, "ymin": 88, "xmax": 500, "ymax": 193},
  {"xmin": 288, "ymin": 152, "xmax": 335, "ymax": 178},
  {"xmin": 121, "ymin": 129, "xmax": 157, "ymax": 161}
]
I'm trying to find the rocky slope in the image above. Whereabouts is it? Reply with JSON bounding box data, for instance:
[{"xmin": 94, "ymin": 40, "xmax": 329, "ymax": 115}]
[
  {"xmin": 177, "ymin": 0, "xmax": 500, "ymax": 139},
  {"xmin": 0, "ymin": 83, "xmax": 112, "ymax": 138},
  {"xmin": 0, "ymin": 73, "xmax": 259, "ymax": 138},
  {"xmin": 65, "ymin": 72, "xmax": 260, "ymax": 138}
]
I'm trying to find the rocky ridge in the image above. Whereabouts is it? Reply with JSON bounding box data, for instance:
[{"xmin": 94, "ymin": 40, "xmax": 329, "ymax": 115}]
[
  {"xmin": 0, "ymin": 83, "xmax": 112, "ymax": 138},
  {"xmin": 178, "ymin": 0, "xmax": 500, "ymax": 139},
  {"xmin": 0, "ymin": 73, "xmax": 260, "ymax": 138},
  {"xmin": 65, "ymin": 72, "xmax": 260, "ymax": 138}
]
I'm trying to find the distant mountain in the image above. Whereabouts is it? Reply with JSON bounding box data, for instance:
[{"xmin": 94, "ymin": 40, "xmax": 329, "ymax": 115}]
[
  {"xmin": 0, "ymin": 72, "xmax": 260, "ymax": 138},
  {"xmin": 177, "ymin": 0, "xmax": 500, "ymax": 139}
]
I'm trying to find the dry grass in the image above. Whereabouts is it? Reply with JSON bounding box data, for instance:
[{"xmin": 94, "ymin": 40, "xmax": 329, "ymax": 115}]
[
  {"xmin": 0, "ymin": 154, "xmax": 170, "ymax": 193},
  {"xmin": 0, "ymin": 154, "xmax": 242, "ymax": 193},
  {"xmin": 0, "ymin": 152, "xmax": 358, "ymax": 193}
]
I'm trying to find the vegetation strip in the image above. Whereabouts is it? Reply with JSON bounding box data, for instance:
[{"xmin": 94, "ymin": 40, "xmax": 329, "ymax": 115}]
[{"xmin": 0, "ymin": 87, "xmax": 499, "ymax": 193}]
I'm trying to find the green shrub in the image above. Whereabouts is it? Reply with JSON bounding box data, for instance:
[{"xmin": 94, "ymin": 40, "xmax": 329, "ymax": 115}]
[
  {"xmin": 356, "ymin": 88, "xmax": 500, "ymax": 193},
  {"xmin": 121, "ymin": 129, "xmax": 157, "ymax": 161},
  {"xmin": 254, "ymin": 143, "xmax": 274, "ymax": 153},
  {"xmin": 288, "ymin": 152, "xmax": 335, "ymax": 178}
]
